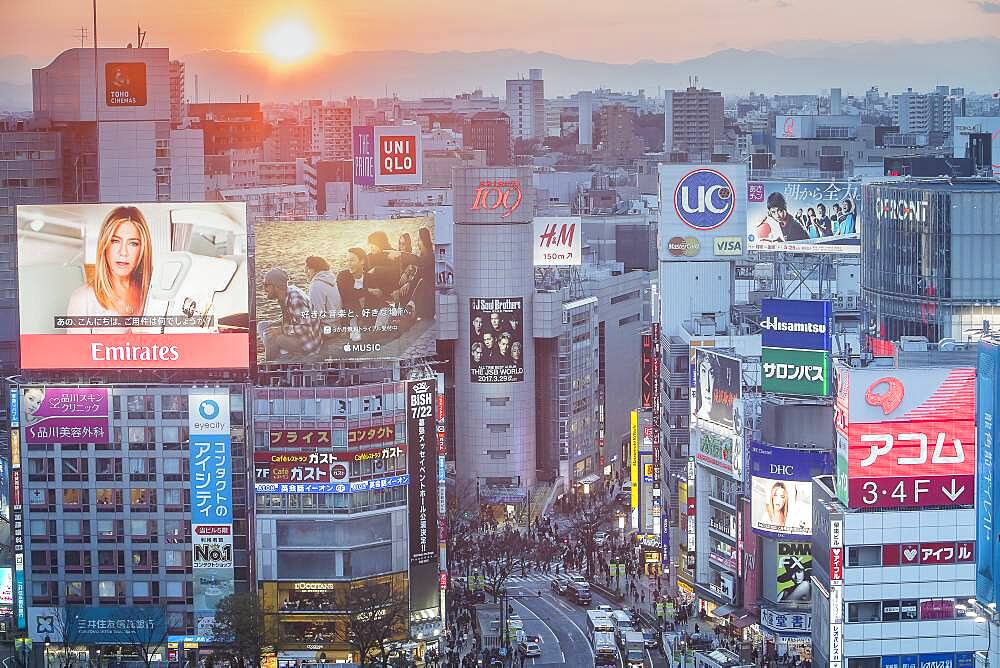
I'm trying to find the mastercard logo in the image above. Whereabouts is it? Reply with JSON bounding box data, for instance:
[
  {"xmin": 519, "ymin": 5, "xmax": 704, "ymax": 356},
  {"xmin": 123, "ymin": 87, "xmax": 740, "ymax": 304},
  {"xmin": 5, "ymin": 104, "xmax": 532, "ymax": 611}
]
[{"xmin": 668, "ymin": 236, "xmax": 701, "ymax": 257}]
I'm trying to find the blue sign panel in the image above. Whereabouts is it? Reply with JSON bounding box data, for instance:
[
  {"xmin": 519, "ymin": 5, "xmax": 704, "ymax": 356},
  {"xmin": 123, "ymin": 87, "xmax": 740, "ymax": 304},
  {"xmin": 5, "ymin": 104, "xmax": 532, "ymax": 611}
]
[
  {"xmin": 760, "ymin": 299, "xmax": 833, "ymax": 352},
  {"xmin": 918, "ymin": 653, "xmax": 957, "ymax": 668},
  {"xmin": 955, "ymin": 652, "xmax": 974, "ymax": 668},
  {"xmin": 8, "ymin": 388, "xmax": 18, "ymax": 427},
  {"xmin": 190, "ymin": 433, "xmax": 233, "ymax": 524},
  {"xmin": 882, "ymin": 657, "xmax": 900, "ymax": 668},
  {"xmin": 254, "ymin": 474, "xmax": 409, "ymax": 495},
  {"xmin": 67, "ymin": 606, "xmax": 167, "ymax": 645},
  {"xmin": 901, "ymin": 656, "xmax": 918, "ymax": 668},
  {"xmin": 673, "ymin": 168, "xmax": 736, "ymax": 231},
  {"xmin": 977, "ymin": 341, "xmax": 1000, "ymax": 605}
]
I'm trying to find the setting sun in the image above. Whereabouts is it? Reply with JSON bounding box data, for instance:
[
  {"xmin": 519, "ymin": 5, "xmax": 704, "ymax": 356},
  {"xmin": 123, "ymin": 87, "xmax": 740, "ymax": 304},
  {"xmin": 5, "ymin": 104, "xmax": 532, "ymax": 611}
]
[{"xmin": 260, "ymin": 17, "xmax": 318, "ymax": 65}]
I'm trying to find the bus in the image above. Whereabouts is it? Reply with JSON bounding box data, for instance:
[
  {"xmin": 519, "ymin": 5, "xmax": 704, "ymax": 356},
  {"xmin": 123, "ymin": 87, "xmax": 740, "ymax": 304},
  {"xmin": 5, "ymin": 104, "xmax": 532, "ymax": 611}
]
[
  {"xmin": 592, "ymin": 631, "xmax": 619, "ymax": 667},
  {"xmin": 587, "ymin": 610, "xmax": 615, "ymax": 636}
]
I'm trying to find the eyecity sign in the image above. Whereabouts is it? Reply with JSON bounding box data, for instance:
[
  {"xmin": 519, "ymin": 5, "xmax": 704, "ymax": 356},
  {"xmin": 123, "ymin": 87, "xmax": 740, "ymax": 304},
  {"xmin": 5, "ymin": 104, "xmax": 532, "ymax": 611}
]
[{"xmin": 673, "ymin": 168, "xmax": 735, "ymax": 231}]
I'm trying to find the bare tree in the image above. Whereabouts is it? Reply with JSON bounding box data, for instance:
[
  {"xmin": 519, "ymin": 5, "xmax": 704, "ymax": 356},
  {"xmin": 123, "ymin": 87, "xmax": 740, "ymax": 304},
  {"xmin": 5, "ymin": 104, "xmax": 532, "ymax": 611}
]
[
  {"xmin": 211, "ymin": 593, "xmax": 276, "ymax": 668},
  {"xmin": 570, "ymin": 496, "xmax": 618, "ymax": 578},
  {"xmin": 337, "ymin": 581, "xmax": 409, "ymax": 667},
  {"xmin": 119, "ymin": 606, "xmax": 175, "ymax": 668},
  {"xmin": 32, "ymin": 606, "xmax": 85, "ymax": 668}
]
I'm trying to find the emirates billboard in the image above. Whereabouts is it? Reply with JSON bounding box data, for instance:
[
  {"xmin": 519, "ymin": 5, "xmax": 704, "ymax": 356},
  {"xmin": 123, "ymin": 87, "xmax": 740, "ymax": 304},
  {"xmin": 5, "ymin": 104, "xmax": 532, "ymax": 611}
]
[{"xmin": 834, "ymin": 364, "xmax": 976, "ymax": 510}]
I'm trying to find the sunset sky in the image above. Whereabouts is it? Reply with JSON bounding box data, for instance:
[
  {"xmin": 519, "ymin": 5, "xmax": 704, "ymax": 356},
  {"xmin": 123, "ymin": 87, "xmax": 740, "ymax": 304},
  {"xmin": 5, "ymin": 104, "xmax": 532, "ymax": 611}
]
[{"xmin": 2, "ymin": 0, "xmax": 998, "ymax": 69}]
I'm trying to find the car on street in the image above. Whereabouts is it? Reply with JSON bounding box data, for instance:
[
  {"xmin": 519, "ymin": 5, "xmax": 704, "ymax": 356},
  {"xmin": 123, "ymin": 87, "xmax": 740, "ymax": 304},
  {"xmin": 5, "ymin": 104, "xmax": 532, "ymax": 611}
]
[
  {"xmin": 550, "ymin": 576, "xmax": 569, "ymax": 594},
  {"xmin": 525, "ymin": 634, "xmax": 542, "ymax": 645},
  {"xmin": 688, "ymin": 632, "xmax": 715, "ymax": 650},
  {"xmin": 569, "ymin": 574, "xmax": 589, "ymax": 587},
  {"xmin": 642, "ymin": 628, "xmax": 659, "ymax": 648},
  {"xmin": 594, "ymin": 531, "xmax": 607, "ymax": 546},
  {"xmin": 595, "ymin": 604, "xmax": 614, "ymax": 613},
  {"xmin": 519, "ymin": 640, "xmax": 542, "ymax": 657},
  {"xmin": 568, "ymin": 581, "xmax": 592, "ymax": 605}
]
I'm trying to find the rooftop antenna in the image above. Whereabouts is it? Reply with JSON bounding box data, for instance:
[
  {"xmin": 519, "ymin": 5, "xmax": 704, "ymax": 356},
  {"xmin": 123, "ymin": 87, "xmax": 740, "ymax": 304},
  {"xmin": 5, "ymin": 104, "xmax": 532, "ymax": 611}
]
[
  {"xmin": 76, "ymin": 27, "xmax": 89, "ymax": 48},
  {"xmin": 137, "ymin": 24, "xmax": 147, "ymax": 48}
]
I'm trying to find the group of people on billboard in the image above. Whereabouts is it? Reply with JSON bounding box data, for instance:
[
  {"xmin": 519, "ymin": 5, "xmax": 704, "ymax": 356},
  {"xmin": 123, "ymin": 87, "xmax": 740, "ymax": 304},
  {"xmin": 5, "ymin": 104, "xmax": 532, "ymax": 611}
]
[
  {"xmin": 469, "ymin": 298, "xmax": 524, "ymax": 383},
  {"xmin": 258, "ymin": 222, "xmax": 436, "ymax": 362},
  {"xmin": 753, "ymin": 192, "xmax": 857, "ymax": 243}
]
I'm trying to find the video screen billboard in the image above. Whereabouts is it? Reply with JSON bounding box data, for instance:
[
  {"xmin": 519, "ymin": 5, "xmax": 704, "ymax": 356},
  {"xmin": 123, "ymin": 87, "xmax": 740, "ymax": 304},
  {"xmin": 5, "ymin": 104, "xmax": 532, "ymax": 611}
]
[
  {"xmin": 658, "ymin": 164, "xmax": 747, "ymax": 261},
  {"xmin": 16, "ymin": 203, "xmax": 249, "ymax": 370},
  {"xmin": 533, "ymin": 217, "xmax": 581, "ymax": 266},
  {"xmin": 0, "ymin": 567, "xmax": 11, "ymax": 606},
  {"xmin": 750, "ymin": 442, "xmax": 830, "ymax": 536},
  {"xmin": 21, "ymin": 388, "xmax": 109, "ymax": 444},
  {"xmin": 253, "ymin": 217, "xmax": 437, "ymax": 364},
  {"xmin": 746, "ymin": 180, "xmax": 860, "ymax": 253},
  {"xmin": 776, "ymin": 542, "xmax": 812, "ymax": 604},
  {"xmin": 469, "ymin": 298, "xmax": 523, "ymax": 383},
  {"xmin": 690, "ymin": 349, "xmax": 742, "ymax": 430},
  {"xmin": 835, "ymin": 365, "xmax": 977, "ymax": 510},
  {"xmin": 407, "ymin": 379, "xmax": 439, "ymax": 613}
]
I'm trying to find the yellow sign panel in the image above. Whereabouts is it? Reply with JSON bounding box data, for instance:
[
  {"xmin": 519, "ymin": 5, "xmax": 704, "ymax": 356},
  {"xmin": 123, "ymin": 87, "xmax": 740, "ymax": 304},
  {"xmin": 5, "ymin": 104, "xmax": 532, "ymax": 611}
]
[{"xmin": 630, "ymin": 410, "xmax": 639, "ymax": 510}]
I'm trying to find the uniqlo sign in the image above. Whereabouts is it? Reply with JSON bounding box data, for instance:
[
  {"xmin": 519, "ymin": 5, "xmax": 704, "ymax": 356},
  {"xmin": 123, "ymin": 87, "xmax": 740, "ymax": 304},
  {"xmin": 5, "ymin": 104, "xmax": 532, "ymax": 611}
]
[{"xmin": 375, "ymin": 126, "xmax": 422, "ymax": 185}]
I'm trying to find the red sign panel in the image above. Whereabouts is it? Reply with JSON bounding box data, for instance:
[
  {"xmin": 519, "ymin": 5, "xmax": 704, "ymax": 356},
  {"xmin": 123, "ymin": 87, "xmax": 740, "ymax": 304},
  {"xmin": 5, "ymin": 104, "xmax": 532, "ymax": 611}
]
[
  {"xmin": 846, "ymin": 421, "xmax": 975, "ymax": 479},
  {"xmin": 347, "ymin": 425, "xmax": 396, "ymax": 447},
  {"xmin": 268, "ymin": 430, "xmax": 332, "ymax": 447},
  {"xmin": 882, "ymin": 541, "xmax": 975, "ymax": 565},
  {"xmin": 641, "ymin": 333, "xmax": 654, "ymax": 410},
  {"xmin": 847, "ymin": 474, "xmax": 974, "ymax": 509},
  {"xmin": 829, "ymin": 547, "xmax": 844, "ymax": 581},
  {"xmin": 378, "ymin": 134, "xmax": 418, "ymax": 176}
]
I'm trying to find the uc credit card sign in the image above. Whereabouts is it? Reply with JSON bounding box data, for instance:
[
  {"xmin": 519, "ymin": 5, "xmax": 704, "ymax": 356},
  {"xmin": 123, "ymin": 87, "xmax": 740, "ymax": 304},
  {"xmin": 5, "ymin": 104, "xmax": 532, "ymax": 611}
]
[{"xmin": 658, "ymin": 164, "xmax": 746, "ymax": 262}]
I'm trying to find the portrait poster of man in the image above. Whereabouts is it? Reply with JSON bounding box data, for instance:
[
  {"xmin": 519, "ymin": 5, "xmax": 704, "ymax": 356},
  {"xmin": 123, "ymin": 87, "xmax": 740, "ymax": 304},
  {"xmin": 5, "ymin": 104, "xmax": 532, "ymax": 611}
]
[
  {"xmin": 690, "ymin": 349, "xmax": 742, "ymax": 430},
  {"xmin": 470, "ymin": 297, "xmax": 523, "ymax": 383}
]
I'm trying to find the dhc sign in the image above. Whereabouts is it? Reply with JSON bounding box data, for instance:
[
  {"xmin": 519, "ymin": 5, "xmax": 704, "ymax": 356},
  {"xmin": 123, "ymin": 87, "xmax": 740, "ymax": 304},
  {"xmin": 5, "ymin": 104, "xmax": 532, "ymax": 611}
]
[{"xmin": 673, "ymin": 168, "xmax": 735, "ymax": 231}]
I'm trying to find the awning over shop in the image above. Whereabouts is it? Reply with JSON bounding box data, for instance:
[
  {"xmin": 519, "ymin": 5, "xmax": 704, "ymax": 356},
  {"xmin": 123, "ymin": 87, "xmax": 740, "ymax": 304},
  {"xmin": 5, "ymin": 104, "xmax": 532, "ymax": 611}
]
[
  {"xmin": 578, "ymin": 473, "xmax": 601, "ymax": 485},
  {"xmin": 712, "ymin": 604, "xmax": 736, "ymax": 617},
  {"xmin": 731, "ymin": 610, "xmax": 757, "ymax": 629}
]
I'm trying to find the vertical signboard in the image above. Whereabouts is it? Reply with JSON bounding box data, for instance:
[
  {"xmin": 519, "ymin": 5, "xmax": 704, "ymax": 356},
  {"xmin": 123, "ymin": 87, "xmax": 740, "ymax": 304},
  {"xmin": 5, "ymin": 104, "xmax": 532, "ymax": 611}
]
[
  {"xmin": 686, "ymin": 456, "xmax": 696, "ymax": 570},
  {"xmin": 750, "ymin": 443, "xmax": 830, "ymax": 536},
  {"xmin": 189, "ymin": 392, "xmax": 235, "ymax": 628},
  {"xmin": 760, "ymin": 299, "xmax": 833, "ymax": 397},
  {"xmin": 641, "ymin": 333, "xmax": 655, "ymax": 411},
  {"xmin": 978, "ymin": 341, "xmax": 1000, "ymax": 605},
  {"xmin": 829, "ymin": 517, "xmax": 844, "ymax": 668},
  {"xmin": 407, "ymin": 379, "xmax": 438, "ymax": 613},
  {"xmin": 10, "ymin": 413, "xmax": 24, "ymax": 629},
  {"xmin": 658, "ymin": 164, "xmax": 747, "ymax": 261},
  {"xmin": 469, "ymin": 298, "xmax": 524, "ymax": 383},
  {"xmin": 352, "ymin": 126, "xmax": 376, "ymax": 187},
  {"xmin": 630, "ymin": 411, "xmax": 639, "ymax": 512}
]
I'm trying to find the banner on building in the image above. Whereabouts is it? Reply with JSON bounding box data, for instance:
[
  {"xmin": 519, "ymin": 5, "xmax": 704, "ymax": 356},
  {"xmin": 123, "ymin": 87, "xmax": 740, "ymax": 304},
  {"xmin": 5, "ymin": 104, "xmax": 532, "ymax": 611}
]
[
  {"xmin": 407, "ymin": 379, "xmax": 438, "ymax": 613},
  {"xmin": 776, "ymin": 542, "xmax": 812, "ymax": 604},
  {"xmin": 21, "ymin": 388, "xmax": 109, "ymax": 444},
  {"xmin": 374, "ymin": 126, "xmax": 422, "ymax": 186},
  {"xmin": 469, "ymin": 298, "xmax": 524, "ymax": 383},
  {"xmin": 352, "ymin": 126, "xmax": 376, "ymax": 186},
  {"xmin": 750, "ymin": 442, "xmax": 830, "ymax": 536},
  {"xmin": 977, "ymin": 341, "xmax": 1000, "ymax": 605},
  {"xmin": 690, "ymin": 349, "xmax": 742, "ymax": 431},
  {"xmin": 533, "ymin": 217, "xmax": 581, "ymax": 266},
  {"xmin": 658, "ymin": 164, "xmax": 747, "ymax": 262},
  {"xmin": 105, "ymin": 62, "xmax": 147, "ymax": 107},
  {"xmin": 747, "ymin": 180, "xmax": 860, "ymax": 254}
]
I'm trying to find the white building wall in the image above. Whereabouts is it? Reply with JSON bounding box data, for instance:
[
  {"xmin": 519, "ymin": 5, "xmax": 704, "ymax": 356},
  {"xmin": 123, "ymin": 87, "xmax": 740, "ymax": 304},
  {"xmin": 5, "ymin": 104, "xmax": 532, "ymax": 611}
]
[{"xmin": 169, "ymin": 128, "xmax": 206, "ymax": 201}]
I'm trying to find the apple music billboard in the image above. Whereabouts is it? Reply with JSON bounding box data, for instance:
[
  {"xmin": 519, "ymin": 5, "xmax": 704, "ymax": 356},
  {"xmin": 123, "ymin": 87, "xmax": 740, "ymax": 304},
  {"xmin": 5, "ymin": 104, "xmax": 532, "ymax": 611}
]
[{"xmin": 16, "ymin": 203, "xmax": 249, "ymax": 370}]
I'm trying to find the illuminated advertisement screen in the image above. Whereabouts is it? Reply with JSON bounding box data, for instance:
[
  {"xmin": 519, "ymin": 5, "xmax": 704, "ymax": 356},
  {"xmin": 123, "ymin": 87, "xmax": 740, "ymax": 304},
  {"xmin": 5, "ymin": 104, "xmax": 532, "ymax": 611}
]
[
  {"xmin": 776, "ymin": 542, "xmax": 812, "ymax": 604},
  {"xmin": 746, "ymin": 180, "xmax": 860, "ymax": 254},
  {"xmin": 21, "ymin": 387, "xmax": 109, "ymax": 444},
  {"xmin": 469, "ymin": 297, "xmax": 524, "ymax": 383},
  {"xmin": 16, "ymin": 203, "xmax": 249, "ymax": 370},
  {"xmin": 253, "ymin": 445, "xmax": 403, "ymax": 484},
  {"xmin": 690, "ymin": 349, "xmax": 742, "ymax": 431},
  {"xmin": 105, "ymin": 62, "xmax": 147, "ymax": 107},
  {"xmin": 750, "ymin": 442, "xmax": 830, "ymax": 537},
  {"xmin": 254, "ymin": 217, "xmax": 437, "ymax": 363},
  {"xmin": 407, "ymin": 379, "xmax": 438, "ymax": 613},
  {"xmin": 837, "ymin": 365, "xmax": 977, "ymax": 510},
  {"xmin": 977, "ymin": 341, "xmax": 1000, "ymax": 605},
  {"xmin": 0, "ymin": 567, "xmax": 11, "ymax": 606}
]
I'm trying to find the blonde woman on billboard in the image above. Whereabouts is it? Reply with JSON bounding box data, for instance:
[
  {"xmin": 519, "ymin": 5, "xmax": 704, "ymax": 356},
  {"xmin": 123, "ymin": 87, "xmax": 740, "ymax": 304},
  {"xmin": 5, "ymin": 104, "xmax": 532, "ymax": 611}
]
[
  {"xmin": 764, "ymin": 481, "xmax": 789, "ymax": 528},
  {"xmin": 66, "ymin": 206, "xmax": 153, "ymax": 334}
]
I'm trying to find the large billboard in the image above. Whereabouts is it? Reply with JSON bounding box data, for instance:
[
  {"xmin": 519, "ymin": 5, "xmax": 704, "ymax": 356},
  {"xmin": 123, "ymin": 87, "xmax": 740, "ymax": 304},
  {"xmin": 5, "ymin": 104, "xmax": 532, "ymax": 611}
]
[
  {"xmin": 105, "ymin": 62, "xmax": 147, "ymax": 107},
  {"xmin": 746, "ymin": 180, "xmax": 860, "ymax": 254},
  {"xmin": 692, "ymin": 427, "xmax": 743, "ymax": 481},
  {"xmin": 29, "ymin": 606, "xmax": 166, "ymax": 644},
  {"xmin": 658, "ymin": 164, "xmax": 747, "ymax": 261},
  {"xmin": 690, "ymin": 349, "xmax": 742, "ymax": 431},
  {"xmin": 750, "ymin": 442, "xmax": 831, "ymax": 537},
  {"xmin": 253, "ymin": 217, "xmax": 437, "ymax": 364},
  {"xmin": 189, "ymin": 393, "xmax": 235, "ymax": 629},
  {"xmin": 978, "ymin": 342, "xmax": 1000, "ymax": 606},
  {"xmin": 834, "ymin": 364, "xmax": 976, "ymax": 510},
  {"xmin": 21, "ymin": 388, "xmax": 109, "ymax": 445},
  {"xmin": 533, "ymin": 217, "xmax": 581, "ymax": 266},
  {"xmin": 469, "ymin": 297, "xmax": 523, "ymax": 383},
  {"xmin": 760, "ymin": 299, "xmax": 833, "ymax": 398},
  {"xmin": 16, "ymin": 203, "xmax": 249, "ymax": 370},
  {"xmin": 374, "ymin": 126, "xmax": 423, "ymax": 186},
  {"xmin": 776, "ymin": 542, "xmax": 812, "ymax": 604},
  {"xmin": 407, "ymin": 379, "xmax": 438, "ymax": 613}
]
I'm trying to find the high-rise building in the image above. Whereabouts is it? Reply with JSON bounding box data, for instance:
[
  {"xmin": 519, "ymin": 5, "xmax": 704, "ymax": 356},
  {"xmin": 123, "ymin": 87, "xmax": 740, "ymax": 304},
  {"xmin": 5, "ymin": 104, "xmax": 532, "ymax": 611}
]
[
  {"xmin": 578, "ymin": 91, "xmax": 594, "ymax": 149},
  {"xmin": 310, "ymin": 104, "xmax": 352, "ymax": 161},
  {"xmin": 187, "ymin": 102, "xmax": 268, "ymax": 192},
  {"xmin": 33, "ymin": 47, "xmax": 194, "ymax": 202},
  {"xmin": 891, "ymin": 86, "xmax": 964, "ymax": 143},
  {"xmin": 505, "ymin": 69, "xmax": 545, "ymax": 142},
  {"xmin": 169, "ymin": 60, "xmax": 185, "ymax": 128},
  {"xmin": 465, "ymin": 111, "xmax": 513, "ymax": 166},
  {"xmin": 663, "ymin": 87, "xmax": 725, "ymax": 162},
  {"xmin": 598, "ymin": 104, "xmax": 645, "ymax": 164}
]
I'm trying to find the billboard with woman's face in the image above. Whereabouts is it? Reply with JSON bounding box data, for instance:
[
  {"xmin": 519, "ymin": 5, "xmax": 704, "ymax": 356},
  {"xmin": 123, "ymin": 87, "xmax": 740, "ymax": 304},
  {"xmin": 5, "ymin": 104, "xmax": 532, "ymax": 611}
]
[
  {"xmin": 16, "ymin": 203, "xmax": 249, "ymax": 370},
  {"xmin": 750, "ymin": 442, "xmax": 831, "ymax": 537}
]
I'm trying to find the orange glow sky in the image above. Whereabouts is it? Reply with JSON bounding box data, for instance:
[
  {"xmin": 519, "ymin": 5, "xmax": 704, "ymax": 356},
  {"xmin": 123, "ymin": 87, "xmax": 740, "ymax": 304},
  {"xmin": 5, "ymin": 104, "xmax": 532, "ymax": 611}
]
[{"xmin": 3, "ymin": 0, "xmax": 999, "ymax": 65}]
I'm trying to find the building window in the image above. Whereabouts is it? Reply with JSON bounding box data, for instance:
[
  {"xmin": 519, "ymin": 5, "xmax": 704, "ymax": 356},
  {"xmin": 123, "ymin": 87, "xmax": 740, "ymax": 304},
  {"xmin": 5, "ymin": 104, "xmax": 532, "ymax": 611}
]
[
  {"xmin": 98, "ymin": 580, "xmax": 121, "ymax": 600},
  {"xmin": 165, "ymin": 519, "xmax": 187, "ymax": 543},
  {"xmin": 98, "ymin": 550, "xmax": 123, "ymax": 573},
  {"xmin": 847, "ymin": 601, "xmax": 882, "ymax": 623},
  {"xmin": 130, "ymin": 488, "xmax": 156, "ymax": 510},
  {"xmin": 847, "ymin": 545, "xmax": 881, "ymax": 567},
  {"xmin": 62, "ymin": 488, "xmax": 87, "ymax": 510},
  {"xmin": 96, "ymin": 519, "xmax": 121, "ymax": 542},
  {"xmin": 64, "ymin": 550, "xmax": 92, "ymax": 573}
]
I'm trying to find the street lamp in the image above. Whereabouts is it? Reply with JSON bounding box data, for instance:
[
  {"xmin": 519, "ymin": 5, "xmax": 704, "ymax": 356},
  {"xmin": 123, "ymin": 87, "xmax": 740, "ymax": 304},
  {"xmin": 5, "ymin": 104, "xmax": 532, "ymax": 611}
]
[{"xmin": 43, "ymin": 636, "xmax": 51, "ymax": 668}]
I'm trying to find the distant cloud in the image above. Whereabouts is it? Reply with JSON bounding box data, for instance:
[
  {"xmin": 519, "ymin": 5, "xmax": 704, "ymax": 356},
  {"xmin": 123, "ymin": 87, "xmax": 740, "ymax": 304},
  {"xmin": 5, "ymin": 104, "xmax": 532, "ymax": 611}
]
[{"xmin": 971, "ymin": 0, "xmax": 1000, "ymax": 12}]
